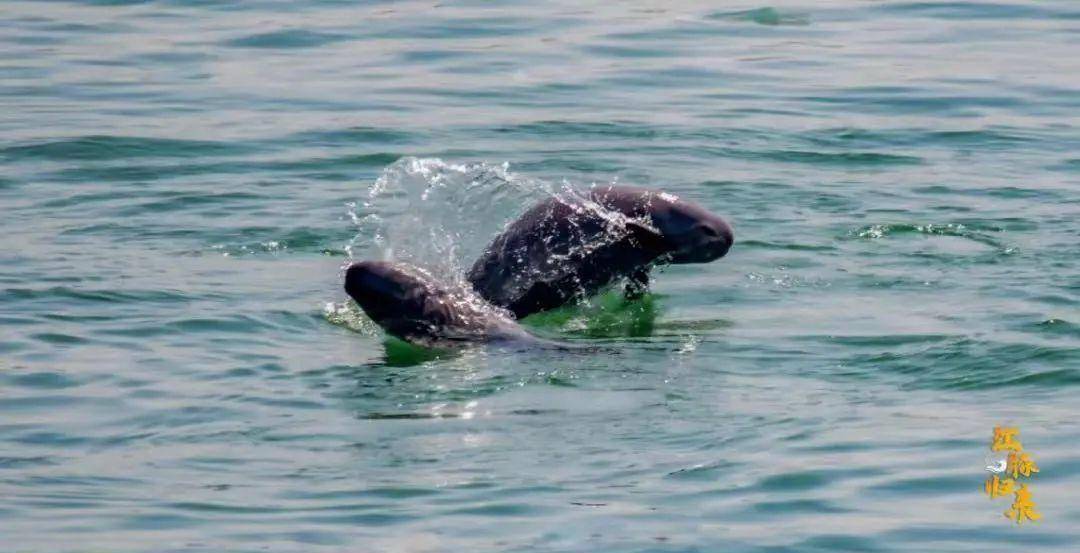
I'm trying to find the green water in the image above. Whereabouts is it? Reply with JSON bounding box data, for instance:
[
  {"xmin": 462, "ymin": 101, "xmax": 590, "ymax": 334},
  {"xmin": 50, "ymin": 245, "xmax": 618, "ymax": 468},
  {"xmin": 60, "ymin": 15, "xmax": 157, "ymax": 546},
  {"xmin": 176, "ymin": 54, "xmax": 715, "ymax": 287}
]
[{"xmin": 1, "ymin": 1, "xmax": 1078, "ymax": 551}]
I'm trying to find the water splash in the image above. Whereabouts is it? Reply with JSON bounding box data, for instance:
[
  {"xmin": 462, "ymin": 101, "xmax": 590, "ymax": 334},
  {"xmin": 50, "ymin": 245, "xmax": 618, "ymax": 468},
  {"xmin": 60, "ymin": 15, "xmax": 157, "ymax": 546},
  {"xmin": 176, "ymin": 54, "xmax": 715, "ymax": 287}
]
[
  {"xmin": 347, "ymin": 157, "xmax": 563, "ymax": 285},
  {"xmin": 322, "ymin": 301, "xmax": 378, "ymax": 335},
  {"xmin": 347, "ymin": 156, "xmax": 644, "ymax": 296},
  {"xmin": 850, "ymin": 222, "xmax": 1014, "ymax": 253}
]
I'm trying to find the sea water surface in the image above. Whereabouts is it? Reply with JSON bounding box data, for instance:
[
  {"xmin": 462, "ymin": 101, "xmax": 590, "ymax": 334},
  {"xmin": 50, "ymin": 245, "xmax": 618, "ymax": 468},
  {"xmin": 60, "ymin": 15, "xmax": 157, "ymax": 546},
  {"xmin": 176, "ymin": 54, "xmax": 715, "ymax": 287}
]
[{"xmin": 1, "ymin": 1, "xmax": 1079, "ymax": 551}]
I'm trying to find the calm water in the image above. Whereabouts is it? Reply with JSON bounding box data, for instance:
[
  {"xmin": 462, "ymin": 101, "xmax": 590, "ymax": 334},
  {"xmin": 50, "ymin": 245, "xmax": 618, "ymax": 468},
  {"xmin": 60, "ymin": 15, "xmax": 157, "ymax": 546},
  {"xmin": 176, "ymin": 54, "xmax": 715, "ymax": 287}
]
[{"xmin": 2, "ymin": 1, "xmax": 1079, "ymax": 551}]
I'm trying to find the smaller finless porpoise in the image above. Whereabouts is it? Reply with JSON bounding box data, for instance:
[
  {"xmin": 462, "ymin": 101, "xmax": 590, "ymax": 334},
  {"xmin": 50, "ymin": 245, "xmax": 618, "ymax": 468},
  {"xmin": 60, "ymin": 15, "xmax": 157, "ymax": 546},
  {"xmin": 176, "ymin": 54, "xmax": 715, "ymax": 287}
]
[{"xmin": 344, "ymin": 260, "xmax": 540, "ymax": 347}]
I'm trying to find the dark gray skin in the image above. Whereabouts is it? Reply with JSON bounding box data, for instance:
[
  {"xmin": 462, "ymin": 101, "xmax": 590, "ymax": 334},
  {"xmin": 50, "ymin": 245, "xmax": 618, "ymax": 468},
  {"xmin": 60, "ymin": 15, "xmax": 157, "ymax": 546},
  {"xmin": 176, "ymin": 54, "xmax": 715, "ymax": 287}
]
[
  {"xmin": 344, "ymin": 260, "xmax": 536, "ymax": 347},
  {"xmin": 466, "ymin": 185, "xmax": 733, "ymax": 319}
]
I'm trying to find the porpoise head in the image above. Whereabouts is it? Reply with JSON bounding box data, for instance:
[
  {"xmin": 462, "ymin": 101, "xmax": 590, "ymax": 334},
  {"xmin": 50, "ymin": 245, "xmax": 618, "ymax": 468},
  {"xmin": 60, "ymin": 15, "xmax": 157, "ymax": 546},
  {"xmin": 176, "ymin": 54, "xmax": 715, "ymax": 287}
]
[
  {"xmin": 647, "ymin": 193, "xmax": 734, "ymax": 263},
  {"xmin": 592, "ymin": 186, "xmax": 734, "ymax": 264},
  {"xmin": 344, "ymin": 260, "xmax": 451, "ymax": 339},
  {"xmin": 344, "ymin": 260, "xmax": 509, "ymax": 343}
]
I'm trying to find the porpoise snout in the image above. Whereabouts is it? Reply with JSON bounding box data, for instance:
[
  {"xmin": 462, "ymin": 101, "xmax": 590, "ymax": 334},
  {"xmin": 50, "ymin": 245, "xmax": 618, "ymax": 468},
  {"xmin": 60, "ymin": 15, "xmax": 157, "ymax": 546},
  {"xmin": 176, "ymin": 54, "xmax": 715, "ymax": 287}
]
[
  {"xmin": 707, "ymin": 218, "xmax": 734, "ymax": 259},
  {"xmin": 344, "ymin": 260, "xmax": 418, "ymax": 309},
  {"xmin": 670, "ymin": 217, "xmax": 734, "ymax": 263}
]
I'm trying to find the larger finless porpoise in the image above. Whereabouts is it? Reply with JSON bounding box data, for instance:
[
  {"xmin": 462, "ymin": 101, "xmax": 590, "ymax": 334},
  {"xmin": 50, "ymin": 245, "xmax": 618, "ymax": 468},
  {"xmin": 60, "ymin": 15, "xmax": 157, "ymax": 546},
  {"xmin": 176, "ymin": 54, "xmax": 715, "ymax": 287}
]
[{"xmin": 466, "ymin": 185, "xmax": 734, "ymax": 319}]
